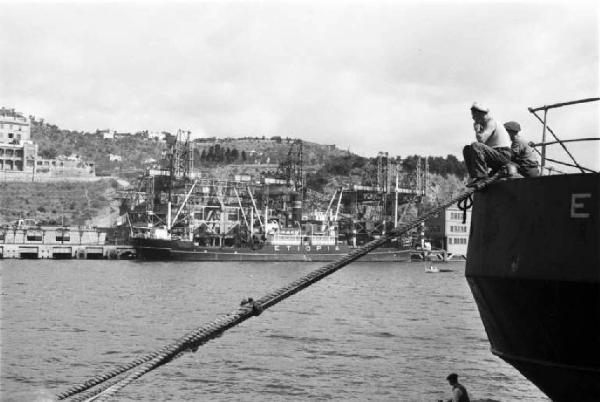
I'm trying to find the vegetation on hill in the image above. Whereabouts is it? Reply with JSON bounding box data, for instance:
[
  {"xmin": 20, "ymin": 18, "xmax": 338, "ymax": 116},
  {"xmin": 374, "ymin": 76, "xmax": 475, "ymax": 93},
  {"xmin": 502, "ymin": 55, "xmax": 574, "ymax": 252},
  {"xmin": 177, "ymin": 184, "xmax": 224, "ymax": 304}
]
[
  {"xmin": 0, "ymin": 179, "xmax": 121, "ymax": 226},
  {"xmin": 30, "ymin": 119, "xmax": 165, "ymax": 175},
  {"xmin": 402, "ymin": 154, "xmax": 467, "ymax": 179},
  {"xmin": 19, "ymin": 117, "xmax": 469, "ymax": 226}
]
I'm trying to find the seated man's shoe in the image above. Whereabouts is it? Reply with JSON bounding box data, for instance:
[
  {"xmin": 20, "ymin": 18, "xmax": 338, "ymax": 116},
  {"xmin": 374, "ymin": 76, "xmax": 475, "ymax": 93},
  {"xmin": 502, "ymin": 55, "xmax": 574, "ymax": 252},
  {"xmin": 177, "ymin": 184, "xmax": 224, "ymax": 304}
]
[
  {"xmin": 466, "ymin": 177, "xmax": 486, "ymax": 188},
  {"xmin": 501, "ymin": 163, "xmax": 520, "ymax": 178}
]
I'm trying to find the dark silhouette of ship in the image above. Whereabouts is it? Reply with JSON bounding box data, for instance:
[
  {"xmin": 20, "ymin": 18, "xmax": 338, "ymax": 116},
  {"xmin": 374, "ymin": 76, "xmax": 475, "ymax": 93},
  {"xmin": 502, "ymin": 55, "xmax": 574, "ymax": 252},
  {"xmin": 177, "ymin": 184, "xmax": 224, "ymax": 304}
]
[{"xmin": 465, "ymin": 98, "xmax": 599, "ymax": 401}]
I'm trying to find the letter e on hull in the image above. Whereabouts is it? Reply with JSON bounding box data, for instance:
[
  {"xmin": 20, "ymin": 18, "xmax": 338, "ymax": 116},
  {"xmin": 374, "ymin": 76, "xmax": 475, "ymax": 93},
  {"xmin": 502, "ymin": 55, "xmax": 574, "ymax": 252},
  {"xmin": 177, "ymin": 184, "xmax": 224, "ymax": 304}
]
[{"xmin": 571, "ymin": 193, "xmax": 591, "ymax": 218}]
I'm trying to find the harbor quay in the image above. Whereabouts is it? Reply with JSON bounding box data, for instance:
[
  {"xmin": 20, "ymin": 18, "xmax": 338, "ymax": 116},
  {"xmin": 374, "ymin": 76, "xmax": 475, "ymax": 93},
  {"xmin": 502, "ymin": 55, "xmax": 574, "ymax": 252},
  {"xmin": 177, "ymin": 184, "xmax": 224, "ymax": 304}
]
[{"xmin": 0, "ymin": 225, "xmax": 135, "ymax": 259}]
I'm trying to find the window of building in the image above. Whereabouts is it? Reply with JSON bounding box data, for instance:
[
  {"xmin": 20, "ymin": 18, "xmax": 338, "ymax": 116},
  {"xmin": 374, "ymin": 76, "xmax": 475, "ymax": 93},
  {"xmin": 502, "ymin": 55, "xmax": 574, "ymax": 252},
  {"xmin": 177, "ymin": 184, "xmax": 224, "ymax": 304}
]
[
  {"xmin": 450, "ymin": 225, "xmax": 467, "ymax": 233},
  {"xmin": 449, "ymin": 212, "xmax": 462, "ymax": 220},
  {"xmin": 8, "ymin": 133, "xmax": 13, "ymax": 139},
  {"xmin": 27, "ymin": 232, "xmax": 43, "ymax": 241},
  {"xmin": 56, "ymin": 234, "xmax": 70, "ymax": 242},
  {"xmin": 449, "ymin": 236, "xmax": 468, "ymax": 245}
]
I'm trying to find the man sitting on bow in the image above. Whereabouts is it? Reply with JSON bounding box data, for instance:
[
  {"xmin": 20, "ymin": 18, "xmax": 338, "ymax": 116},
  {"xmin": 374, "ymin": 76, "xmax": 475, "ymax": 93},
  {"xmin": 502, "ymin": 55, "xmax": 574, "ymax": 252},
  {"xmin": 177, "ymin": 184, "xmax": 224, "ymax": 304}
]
[{"xmin": 463, "ymin": 102, "xmax": 513, "ymax": 188}]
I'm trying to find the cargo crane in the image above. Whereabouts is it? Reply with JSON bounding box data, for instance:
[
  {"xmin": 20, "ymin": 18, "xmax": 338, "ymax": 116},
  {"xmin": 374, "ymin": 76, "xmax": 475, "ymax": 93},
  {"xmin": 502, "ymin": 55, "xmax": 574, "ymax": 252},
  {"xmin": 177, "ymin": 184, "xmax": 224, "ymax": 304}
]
[
  {"xmin": 333, "ymin": 154, "xmax": 428, "ymax": 247},
  {"xmin": 166, "ymin": 129, "xmax": 194, "ymax": 181},
  {"xmin": 279, "ymin": 139, "xmax": 303, "ymax": 193}
]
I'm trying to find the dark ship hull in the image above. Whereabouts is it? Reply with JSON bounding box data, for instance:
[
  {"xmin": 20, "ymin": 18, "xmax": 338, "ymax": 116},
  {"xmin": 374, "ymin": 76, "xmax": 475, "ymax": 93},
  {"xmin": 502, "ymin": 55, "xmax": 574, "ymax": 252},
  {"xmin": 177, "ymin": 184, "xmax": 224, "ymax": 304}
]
[
  {"xmin": 133, "ymin": 238, "xmax": 411, "ymax": 262},
  {"xmin": 465, "ymin": 173, "xmax": 599, "ymax": 401}
]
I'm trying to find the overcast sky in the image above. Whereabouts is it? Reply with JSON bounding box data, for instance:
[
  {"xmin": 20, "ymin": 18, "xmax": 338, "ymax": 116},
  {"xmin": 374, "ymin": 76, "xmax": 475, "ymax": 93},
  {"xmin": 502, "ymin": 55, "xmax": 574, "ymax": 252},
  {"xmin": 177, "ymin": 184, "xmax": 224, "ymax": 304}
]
[{"xmin": 1, "ymin": 0, "xmax": 598, "ymax": 171}]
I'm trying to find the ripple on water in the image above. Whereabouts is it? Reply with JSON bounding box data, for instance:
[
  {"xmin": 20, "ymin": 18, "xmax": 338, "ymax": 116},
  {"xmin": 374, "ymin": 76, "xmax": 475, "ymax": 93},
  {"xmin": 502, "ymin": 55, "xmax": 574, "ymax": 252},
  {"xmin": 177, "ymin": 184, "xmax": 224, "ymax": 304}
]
[{"xmin": 1, "ymin": 260, "xmax": 550, "ymax": 401}]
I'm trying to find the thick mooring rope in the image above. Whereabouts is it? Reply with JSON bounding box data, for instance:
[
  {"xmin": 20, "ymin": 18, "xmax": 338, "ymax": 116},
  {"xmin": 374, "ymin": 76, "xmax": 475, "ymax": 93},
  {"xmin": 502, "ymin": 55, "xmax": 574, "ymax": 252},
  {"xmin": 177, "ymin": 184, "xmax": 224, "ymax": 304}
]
[{"xmin": 57, "ymin": 174, "xmax": 501, "ymax": 401}]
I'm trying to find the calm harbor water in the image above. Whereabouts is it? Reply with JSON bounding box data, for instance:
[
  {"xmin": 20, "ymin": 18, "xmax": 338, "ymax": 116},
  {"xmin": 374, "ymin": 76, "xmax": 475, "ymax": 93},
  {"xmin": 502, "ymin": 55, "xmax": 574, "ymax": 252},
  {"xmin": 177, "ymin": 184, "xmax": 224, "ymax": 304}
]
[{"xmin": 1, "ymin": 260, "xmax": 549, "ymax": 401}]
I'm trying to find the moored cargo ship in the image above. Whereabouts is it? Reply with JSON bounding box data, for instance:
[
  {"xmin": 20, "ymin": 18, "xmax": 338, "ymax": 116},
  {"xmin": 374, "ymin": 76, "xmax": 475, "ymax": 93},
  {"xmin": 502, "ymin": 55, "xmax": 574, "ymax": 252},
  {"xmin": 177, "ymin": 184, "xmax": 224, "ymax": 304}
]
[
  {"xmin": 133, "ymin": 231, "xmax": 410, "ymax": 262},
  {"xmin": 125, "ymin": 133, "xmax": 422, "ymax": 263}
]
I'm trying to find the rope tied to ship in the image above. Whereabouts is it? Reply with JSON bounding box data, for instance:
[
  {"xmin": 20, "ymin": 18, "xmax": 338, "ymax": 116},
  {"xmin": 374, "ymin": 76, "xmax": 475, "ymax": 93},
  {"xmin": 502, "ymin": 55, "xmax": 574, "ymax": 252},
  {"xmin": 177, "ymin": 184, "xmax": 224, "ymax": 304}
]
[
  {"xmin": 240, "ymin": 297, "xmax": 263, "ymax": 316},
  {"xmin": 56, "ymin": 172, "xmax": 502, "ymax": 402},
  {"xmin": 457, "ymin": 195, "xmax": 473, "ymax": 224}
]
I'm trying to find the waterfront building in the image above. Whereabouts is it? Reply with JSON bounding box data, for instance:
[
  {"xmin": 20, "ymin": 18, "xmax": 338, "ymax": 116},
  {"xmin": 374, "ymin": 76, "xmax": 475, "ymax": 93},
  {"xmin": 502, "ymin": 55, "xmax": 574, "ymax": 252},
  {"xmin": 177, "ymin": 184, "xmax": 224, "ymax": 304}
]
[
  {"xmin": 1, "ymin": 107, "xmax": 96, "ymax": 182},
  {"xmin": 0, "ymin": 107, "xmax": 30, "ymax": 143},
  {"xmin": 425, "ymin": 204, "xmax": 471, "ymax": 256},
  {"xmin": 0, "ymin": 108, "xmax": 37, "ymax": 176}
]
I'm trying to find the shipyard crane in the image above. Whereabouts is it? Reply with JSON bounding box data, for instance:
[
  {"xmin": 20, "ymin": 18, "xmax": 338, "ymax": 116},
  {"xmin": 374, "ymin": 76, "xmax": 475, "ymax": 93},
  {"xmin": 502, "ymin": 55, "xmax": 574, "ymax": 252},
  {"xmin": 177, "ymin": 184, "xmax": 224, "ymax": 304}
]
[{"xmin": 278, "ymin": 139, "xmax": 303, "ymax": 193}]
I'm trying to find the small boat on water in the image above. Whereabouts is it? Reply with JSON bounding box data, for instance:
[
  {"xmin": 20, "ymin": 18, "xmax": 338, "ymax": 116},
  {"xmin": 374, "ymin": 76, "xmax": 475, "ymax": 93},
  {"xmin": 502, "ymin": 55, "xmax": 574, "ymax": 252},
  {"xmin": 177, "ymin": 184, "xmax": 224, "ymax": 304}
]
[{"xmin": 425, "ymin": 265, "xmax": 453, "ymax": 273}]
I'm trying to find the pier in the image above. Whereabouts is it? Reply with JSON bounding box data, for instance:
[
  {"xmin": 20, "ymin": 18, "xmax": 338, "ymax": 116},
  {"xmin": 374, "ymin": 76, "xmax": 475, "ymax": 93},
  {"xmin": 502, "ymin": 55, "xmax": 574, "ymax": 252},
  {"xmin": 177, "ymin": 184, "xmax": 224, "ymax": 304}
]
[{"xmin": 0, "ymin": 226, "xmax": 135, "ymax": 259}]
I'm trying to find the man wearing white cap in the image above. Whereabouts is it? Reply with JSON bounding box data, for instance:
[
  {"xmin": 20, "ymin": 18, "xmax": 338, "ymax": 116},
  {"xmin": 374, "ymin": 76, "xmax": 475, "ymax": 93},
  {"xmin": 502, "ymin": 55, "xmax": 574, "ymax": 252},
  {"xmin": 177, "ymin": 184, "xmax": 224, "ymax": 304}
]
[{"xmin": 463, "ymin": 102, "xmax": 512, "ymax": 187}]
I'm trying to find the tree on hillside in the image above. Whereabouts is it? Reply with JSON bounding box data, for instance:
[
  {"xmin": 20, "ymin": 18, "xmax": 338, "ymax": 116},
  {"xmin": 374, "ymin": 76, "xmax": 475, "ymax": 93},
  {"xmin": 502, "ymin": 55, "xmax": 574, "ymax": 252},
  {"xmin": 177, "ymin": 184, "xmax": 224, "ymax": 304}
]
[
  {"xmin": 402, "ymin": 154, "xmax": 467, "ymax": 178},
  {"xmin": 305, "ymin": 171, "xmax": 329, "ymax": 192},
  {"xmin": 444, "ymin": 154, "xmax": 467, "ymax": 178},
  {"xmin": 40, "ymin": 148, "xmax": 58, "ymax": 159},
  {"xmin": 206, "ymin": 146, "xmax": 215, "ymax": 162},
  {"xmin": 193, "ymin": 148, "xmax": 202, "ymax": 166}
]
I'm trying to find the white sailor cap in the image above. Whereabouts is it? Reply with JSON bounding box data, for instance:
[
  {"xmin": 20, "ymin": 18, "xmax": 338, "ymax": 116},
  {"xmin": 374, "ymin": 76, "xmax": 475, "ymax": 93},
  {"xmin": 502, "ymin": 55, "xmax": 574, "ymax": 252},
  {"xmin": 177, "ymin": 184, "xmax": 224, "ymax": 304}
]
[{"xmin": 470, "ymin": 102, "xmax": 489, "ymax": 113}]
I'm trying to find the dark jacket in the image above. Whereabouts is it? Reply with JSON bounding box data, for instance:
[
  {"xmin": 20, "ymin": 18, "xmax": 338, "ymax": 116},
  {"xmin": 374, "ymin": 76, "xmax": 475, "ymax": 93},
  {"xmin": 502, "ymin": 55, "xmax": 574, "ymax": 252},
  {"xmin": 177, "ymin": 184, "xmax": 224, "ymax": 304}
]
[{"xmin": 452, "ymin": 382, "xmax": 470, "ymax": 402}]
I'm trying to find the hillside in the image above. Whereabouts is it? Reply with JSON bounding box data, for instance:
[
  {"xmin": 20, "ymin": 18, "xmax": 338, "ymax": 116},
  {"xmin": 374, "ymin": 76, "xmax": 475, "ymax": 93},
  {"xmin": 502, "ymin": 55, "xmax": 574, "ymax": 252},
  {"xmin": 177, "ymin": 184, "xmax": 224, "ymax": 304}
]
[
  {"xmin": 31, "ymin": 120, "xmax": 351, "ymax": 176},
  {"xmin": 30, "ymin": 118, "xmax": 467, "ymax": 179},
  {"xmin": 0, "ymin": 179, "xmax": 121, "ymax": 226},
  {"xmin": 31, "ymin": 119, "xmax": 165, "ymax": 176},
  {"xmin": 6, "ymin": 117, "xmax": 470, "ymax": 226}
]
